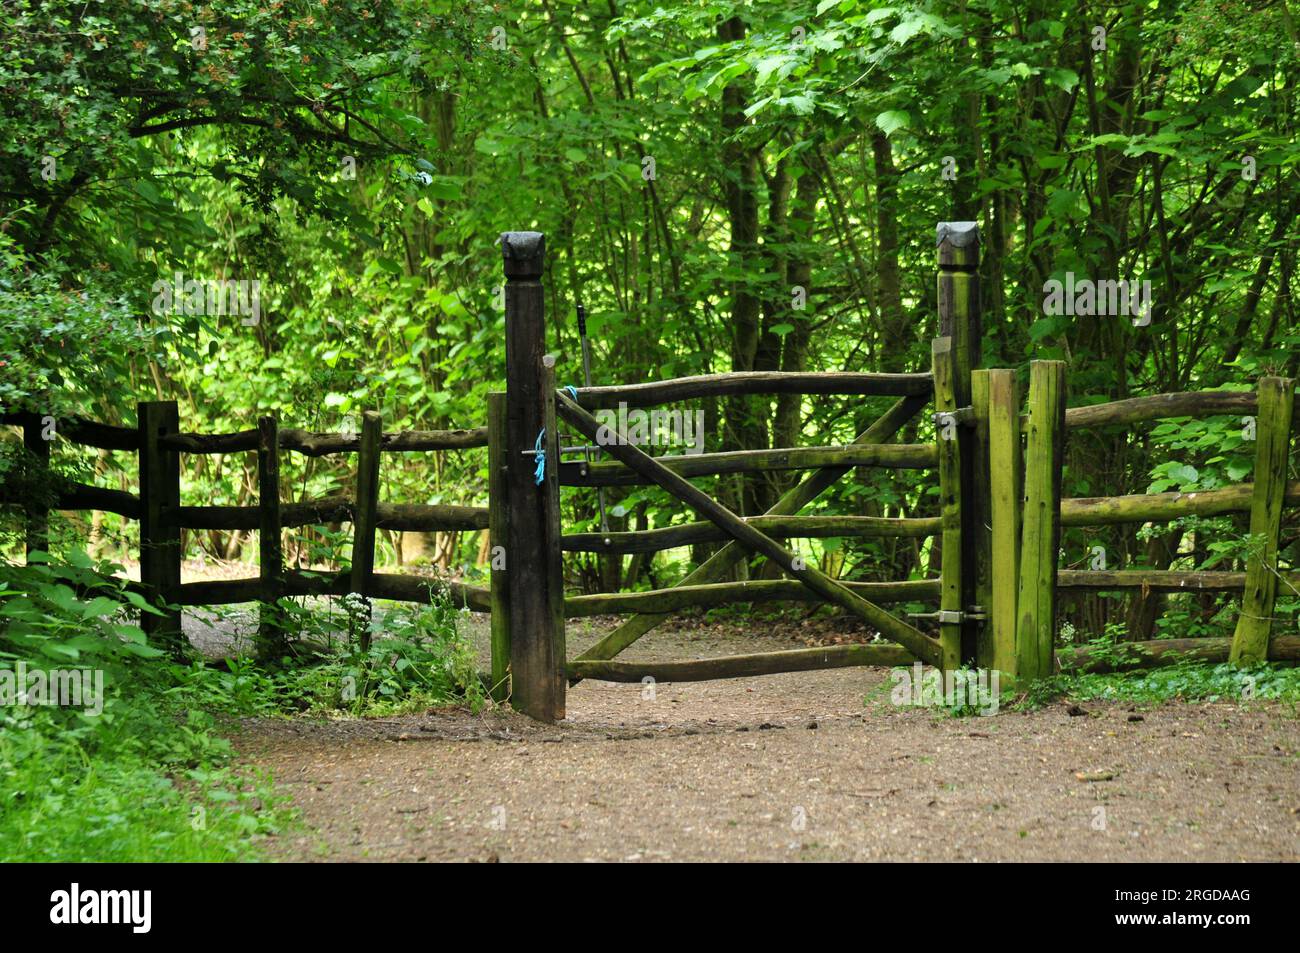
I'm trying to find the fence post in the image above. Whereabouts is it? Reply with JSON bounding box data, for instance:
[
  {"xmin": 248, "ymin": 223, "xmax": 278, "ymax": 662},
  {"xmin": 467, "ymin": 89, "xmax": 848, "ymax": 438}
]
[
  {"xmin": 257, "ymin": 414, "xmax": 285, "ymax": 658},
  {"xmin": 487, "ymin": 391, "xmax": 511, "ymax": 702},
  {"xmin": 1015, "ymin": 361, "xmax": 1066, "ymax": 680},
  {"xmin": 1229, "ymin": 376, "xmax": 1295, "ymax": 664},
  {"xmin": 350, "ymin": 410, "xmax": 382, "ymax": 650},
  {"xmin": 936, "ymin": 221, "xmax": 982, "ymax": 664},
  {"xmin": 502, "ymin": 231, "xmax": 566, "ymax": 722},
  {"xmin": 932, "ymin": 337, "xmax": 963, "ymax": 671},
  {"xmin": 138, "ymin": 400, "xmax": 183, "ymax": 653},
  {"xmin": 978, "ymin": 368, "xmax": 1021, "ymax": 679},
  {"xmin": 23, "ymin": 415, "xmax": 50, "ymax": 560}
]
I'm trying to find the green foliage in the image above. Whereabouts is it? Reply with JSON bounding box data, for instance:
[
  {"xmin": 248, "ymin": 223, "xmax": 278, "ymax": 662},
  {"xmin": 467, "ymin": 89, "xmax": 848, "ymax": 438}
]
[
  {"xmin": 0, "ymin": 554, "xmax": 292, "ymax": 861},
  {"xmin": 246, "ymin": 593, "xmax": 487, "ymax": 716},
  {"xmin": 1020, "ymin": 662, "xmax": 1300, "ymax": 709},
  {"xmin": 0, "ymin": 552, "xmax": 482, "ymax": 860},
  {"xmin": 0, "ymin": 269, "xmax": 166, "ymax": 416},
  {"xmin": 0, "ymin": 707, "xmax": 289, "ymax": 862}
]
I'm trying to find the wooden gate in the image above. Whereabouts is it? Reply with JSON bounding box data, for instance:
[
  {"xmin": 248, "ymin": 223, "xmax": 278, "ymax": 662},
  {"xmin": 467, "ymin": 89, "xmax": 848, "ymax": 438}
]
[{"xmin": 493, "ymin": 224, "xmax": 997, "ymax": 722}]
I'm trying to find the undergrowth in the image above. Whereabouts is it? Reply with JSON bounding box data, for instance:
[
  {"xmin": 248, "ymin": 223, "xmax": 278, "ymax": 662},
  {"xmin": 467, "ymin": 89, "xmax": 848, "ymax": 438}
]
[
  {"xmin": 0, "ymin": 551, "xmax": 483, "ymax": 862},
  {"xmin": 1016, "ymin": 661, "xmax": 1300, "ymax": 709}
]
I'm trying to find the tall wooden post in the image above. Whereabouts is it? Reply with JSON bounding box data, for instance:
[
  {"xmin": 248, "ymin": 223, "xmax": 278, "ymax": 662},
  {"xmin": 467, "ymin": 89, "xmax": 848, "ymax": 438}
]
[
  {"xmin": 977, "ymin": 368, "xmax": 1021, "ymax": 678},
  {"xmin": 1015, "ymin": 361, "xmax": 1066, "ymax": 680},
  {"xmin": 138, "ymin": 400, "xmax": 183, "ymax": 653},
  {"xmin": 487, "ymin": 391, "xmax": 512, "ymax": 702},
  {"xmin": 932, "ymin": 338, "xmax": 963, "ymax": 671},
  {"xmin": 936, "ymin": 221, "xmax": 983, "ymax": 664},
  {"xmin": 350, "ymin": 410, "xmax": 382, "ymax": 650},
  {"xmin": 1229, "ymin": 376, "xmax": 1295, "ymax": 664},
  {"xmin": 23, "ymin": 415, "xmax": 50, "ymax": 561},
  {"xmin": 257, "ymin": 415, "xmax": 285, "ymax": 658},
  {"xmin": 503, "ymin": 231, "xmax": 566, "ymax": 722}
]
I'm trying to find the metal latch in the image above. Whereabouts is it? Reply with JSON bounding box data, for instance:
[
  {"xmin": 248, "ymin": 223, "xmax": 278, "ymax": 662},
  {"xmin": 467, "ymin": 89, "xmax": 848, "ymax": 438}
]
[{"xmin": 907, "ymin": 607, "xmax": 987, "ymax": 623}]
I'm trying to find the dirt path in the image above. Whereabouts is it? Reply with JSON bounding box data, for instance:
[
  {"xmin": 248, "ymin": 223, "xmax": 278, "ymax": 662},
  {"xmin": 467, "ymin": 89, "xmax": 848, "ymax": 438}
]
[{"xmin": 232, "ymin": 619, "xmax": 1300, "ymax": 862}]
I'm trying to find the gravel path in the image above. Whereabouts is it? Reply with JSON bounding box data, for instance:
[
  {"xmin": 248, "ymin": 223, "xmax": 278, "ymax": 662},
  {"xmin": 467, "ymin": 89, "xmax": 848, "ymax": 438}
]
[{"xmin": 229, "ymin": 617, "xmax": 1300, "ymax": 862}]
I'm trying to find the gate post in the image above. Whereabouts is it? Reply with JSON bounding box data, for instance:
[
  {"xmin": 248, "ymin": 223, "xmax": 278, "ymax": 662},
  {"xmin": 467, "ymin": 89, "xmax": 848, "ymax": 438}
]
[
  {"xmin": 502, "ymin": 231, "xmax": 566, "ymax": 722},
  {"xmin": 257, "ymin": 414, "xmax": 286, "ymax": 659},
  {"xmin": 936, "ymin": 222, "xmax": 983, "ymax": 665},
  {"xmin": 975, "ymin": 369, "xmax": 1021, "ymax": 679},
  {"xmin": 1229, "ymin": 376, "xmax": 1295, "ymax": 664},
  {"xmin": 138, "ymin": 400, "xmax": 183, "ymax": 653},
  {"xmin": 1015, "ymin": 361, "xmax": 1066, "ymax": 680}
]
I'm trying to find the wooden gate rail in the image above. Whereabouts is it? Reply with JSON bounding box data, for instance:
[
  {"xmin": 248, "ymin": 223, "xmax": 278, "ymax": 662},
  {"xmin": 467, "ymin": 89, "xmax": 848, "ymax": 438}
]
[
  {"xmin": 1057, "ymin": 569, "xmax": 1300, "ymax": 591},
  {"xmin": 568, "ymin": 643, "xmax": 918, "ymax": 682},
  {"xmin": 0, "ymin": 481, "xmax": 142, "ymax": 518},
  {"xmin": 562, "ymin": 514, "xmax": 940, "ymax": 554},
  {"xmin": 564, "ymin": 578, "xmax": 938, "ymax": 617},
  {"xmin": 0, "ymin": 413, "xmax": 489, "ymax": 455},
  {"xmin": 571, "ymin": 371, "xmax": 932, "ymax": 408},
  {"xmin": 171, "ymin": 569, "xmax": 490, "ymax": 610},
  {"xmin": 559, "ymin": 442, "xmax": 937, "ymax": 486}
]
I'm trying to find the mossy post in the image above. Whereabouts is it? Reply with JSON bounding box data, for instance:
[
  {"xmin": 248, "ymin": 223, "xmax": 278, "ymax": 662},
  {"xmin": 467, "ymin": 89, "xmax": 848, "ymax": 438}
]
[
  {"xmin": 503, "ymin": 231, "xmax": 566, "ymax": 722},
  {"xmin": 1015, "ymin": 361, "xmax": 1066, "ymax": 680},
  {"xmin": 138, "ymin": 400, "xmax": 183, "ymax": 654},
  {"xmin": 932, "ymin": 337, "xmax": 963, "ymax": 670},
  {"xmin": 487, "ymin": 391, "xmax": 511, "ymax": 702},
  {"xmin": 1229, "ymin": 376, "xmax": 1295, "ymax": 664},
  {"xmin": 978, "ymin": 369, "xmax": 1021, "ymax": 680},
  {"xmin": 350, "ymin": 410, "xmax": 382, "ymax": 650},
  {"xmin": 936, "ymin": 221, "xmax": 982, "ymax": 664}
]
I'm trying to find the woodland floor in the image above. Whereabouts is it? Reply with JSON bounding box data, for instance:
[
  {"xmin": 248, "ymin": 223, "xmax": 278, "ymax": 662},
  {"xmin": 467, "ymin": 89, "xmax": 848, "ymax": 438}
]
[{"xmin": 220, "ymin": 608, "xmax": 1300, "ymax": 863}]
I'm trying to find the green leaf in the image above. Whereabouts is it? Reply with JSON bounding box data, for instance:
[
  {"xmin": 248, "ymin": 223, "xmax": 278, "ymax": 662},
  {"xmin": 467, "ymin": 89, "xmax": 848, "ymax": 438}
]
[{"xmin": 875, "ymin": 110, "xmax": 911, "ymax": 136}]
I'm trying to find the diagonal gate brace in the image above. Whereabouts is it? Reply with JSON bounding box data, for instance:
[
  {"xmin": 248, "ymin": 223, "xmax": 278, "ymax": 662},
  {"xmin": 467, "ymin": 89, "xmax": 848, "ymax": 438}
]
[{"xmin": 556, "ymin": 391, "xmax": 943, "ymax": 667}]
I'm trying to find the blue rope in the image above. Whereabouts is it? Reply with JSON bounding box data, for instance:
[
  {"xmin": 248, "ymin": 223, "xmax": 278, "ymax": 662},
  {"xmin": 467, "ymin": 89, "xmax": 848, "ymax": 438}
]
[
  {"xmin": 535, "ymin": 387, "xmax": 581, "ymax": 485},
  {"xmin": 533, "ymin": 429, "xmax": 546, "ymax": 485}
]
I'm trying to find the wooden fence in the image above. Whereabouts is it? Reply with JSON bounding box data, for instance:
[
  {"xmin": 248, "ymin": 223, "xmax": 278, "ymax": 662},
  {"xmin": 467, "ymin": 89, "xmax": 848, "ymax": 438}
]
[
  {"xmin": 3, "ymin": 221, "xmax": 1298, "ymax": 725},
  {"xmin": 2, "ymin": 406, "xmax": 494, "ymax": 660}
]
